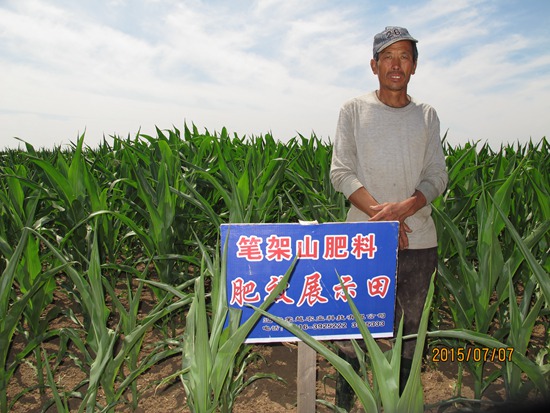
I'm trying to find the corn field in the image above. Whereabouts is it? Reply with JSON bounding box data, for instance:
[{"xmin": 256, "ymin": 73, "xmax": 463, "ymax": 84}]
[{"xmin": 0, "ymin": 125, "xmax": 548, "ymax": 412}]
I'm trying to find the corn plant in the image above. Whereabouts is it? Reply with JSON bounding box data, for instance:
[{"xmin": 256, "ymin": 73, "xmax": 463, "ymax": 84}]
[
  {"xmin": 20, "ymin": 136, "xmax": 95, "ymax": 266},
  {"xmin": 120, "ymin": 134, "xmax": 181, "ymax": 285},
  {"xmin": 142, "ymin": 234, "xmax": 297, "ymax": 413},
  {"xmin": 433, "ymin": 140, "xmax": 550, "ymax": 400},
  {"xmin": 252, "ymin": 272, "xmax": 437, "ymax": 413},
  {"xmin": 25, "ymin": 222, "xmax": 194, "ymax": 412},
  {"xmin": 15, "ymin": 225, "xmax": 58, "ymax": 392},
  {"xmin": 182, "ymin": 129, "xmax": 291, "ymax": 224},
  {"xmin": 1, "ymin": 129, "xmax": 548, "ymax": 412},
  {"xmin": 425, "ymin": 326, "xmax": 548, "ymax": 411},
  {"xmin": 285, "ymin": 134, "xmax": 347, "ymax": 223},
  {"xmin": 0, "ymin": 224, "xmax": 64, "ymax": 412},
  {"xmin": 493, "ymin": 196, "xmax": 550, "ymax": 400},
  {"xmin": 0, "ymin": 169, "xmax": 57, "ymax": 392}
]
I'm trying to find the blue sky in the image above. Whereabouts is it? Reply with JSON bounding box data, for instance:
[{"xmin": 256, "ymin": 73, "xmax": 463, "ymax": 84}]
[{"xmin": 1, "ymin": 0, "xmax": 549, "ymax": 150}]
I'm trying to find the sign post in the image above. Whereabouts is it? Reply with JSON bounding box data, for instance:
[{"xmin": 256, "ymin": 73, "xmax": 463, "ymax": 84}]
[
  {"xmin": 297, "ymin": 342, "xmax": 316, "ymax": 412},
  {"xmin": 221, "ymin": 221, "xmax": 399, "ymax": 411}
]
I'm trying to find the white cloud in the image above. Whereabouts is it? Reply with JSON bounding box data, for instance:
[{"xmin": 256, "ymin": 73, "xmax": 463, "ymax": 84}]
[{"xmin": 0, "ymin": 0, "xmax": 548, "ymax": 149}]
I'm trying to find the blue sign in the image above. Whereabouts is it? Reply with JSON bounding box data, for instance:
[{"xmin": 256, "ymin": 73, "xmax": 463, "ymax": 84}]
[{"xmin": 221, "ymin": 222, "xmax": 398, "ymax": 343}]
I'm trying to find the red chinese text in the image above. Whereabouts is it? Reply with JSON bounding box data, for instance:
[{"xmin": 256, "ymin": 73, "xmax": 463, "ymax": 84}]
[
  {"xmin": 236, "ymin": 235, "xmax": 263, "ymax": 261},
  {"xmin": 264, "ymin": 275, "xmax": 295, "ymax": 304},
  {"xmin": 351, "ymin": 233, "xmax": 377, "ymax": 259},
  {"xmin": 296, "ymin": 235, "xmax": 320, "ymax": 259},
  {"xmin": 297, "ymin": 271, "xmax": 329, "ymax": 307},
  {"xmin": 265, "ymin": 235, "xmax": 293, "ymax": 261},
  {"xmin": 230, "ymin": 277, "xmax": 261, "ymax": 306},
  {"xmin": 235, "ymin": 233, "xmax": 379, "ymax": 262},
  {"xmin": 332, "ymin": 275, "xmax": 358, "ymax": 302},
  {"xmin": 323, "ymin": 235, "xmax": 349, "ymax": 260},
  {"xmin": 367, "ymin": 275, "xmax": 391, "ymax": 299}
]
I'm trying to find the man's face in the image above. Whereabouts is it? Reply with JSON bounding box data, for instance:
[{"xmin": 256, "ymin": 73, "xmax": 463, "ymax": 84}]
[{"xmin": 370, "ymin": 40, "xmax": 417, "ymax": 92}]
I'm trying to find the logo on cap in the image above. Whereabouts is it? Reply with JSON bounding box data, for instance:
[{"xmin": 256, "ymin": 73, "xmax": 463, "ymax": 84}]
[{"xmin": 385, "ymin": 28, "xmax": 403, "ymax": 39}]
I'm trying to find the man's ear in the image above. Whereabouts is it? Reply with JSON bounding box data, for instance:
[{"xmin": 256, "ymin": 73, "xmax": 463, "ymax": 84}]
[{"xmin": 370, "ymin": 58, "xmax": 378, "ymax": 75}]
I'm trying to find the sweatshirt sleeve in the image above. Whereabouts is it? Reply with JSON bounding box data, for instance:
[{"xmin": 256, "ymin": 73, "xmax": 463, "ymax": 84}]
[
  {"xmin": 330, "ymin": 103, "xmax": 364, "ymax": 199},
  {"xmin": 415, "ymin": 109, "xmax": 448, "ymax": 204}
]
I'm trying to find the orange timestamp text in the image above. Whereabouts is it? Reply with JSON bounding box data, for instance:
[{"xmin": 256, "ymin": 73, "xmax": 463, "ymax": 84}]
[{"xmin": 431, "ymin": 346, "xmax": 514, "ymax": 363}]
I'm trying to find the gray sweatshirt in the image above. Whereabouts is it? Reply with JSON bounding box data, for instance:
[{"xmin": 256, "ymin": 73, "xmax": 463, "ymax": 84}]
[{"xmin": 330, "ymin": 91, "xmax": 448, "ymax": 249}]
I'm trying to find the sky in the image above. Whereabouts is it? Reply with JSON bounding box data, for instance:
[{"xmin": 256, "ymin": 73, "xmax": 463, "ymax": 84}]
[{"xmin": 1, "ymin": 0, "xmax": 549, "ymax": 150}]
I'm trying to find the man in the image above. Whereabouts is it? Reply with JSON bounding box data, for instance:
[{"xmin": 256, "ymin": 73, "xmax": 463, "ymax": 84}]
[{"xmin": 330, "ymin": 26, "xmax": 448, "ymax": 398}]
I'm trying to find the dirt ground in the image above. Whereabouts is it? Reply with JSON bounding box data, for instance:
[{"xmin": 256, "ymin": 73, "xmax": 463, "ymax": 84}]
[
  {"xmin": 6, "ymin": 284, "xmax": 548, "ymax": 412},
  {"xmin": 9, "ymin": 336, "xmax": 543, "ymax": 413}
]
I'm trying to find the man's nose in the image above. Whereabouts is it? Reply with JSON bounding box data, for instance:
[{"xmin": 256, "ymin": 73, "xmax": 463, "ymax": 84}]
[{"xmin": 391, "ymin": 58, "xmax": 401, "ymax": 69}]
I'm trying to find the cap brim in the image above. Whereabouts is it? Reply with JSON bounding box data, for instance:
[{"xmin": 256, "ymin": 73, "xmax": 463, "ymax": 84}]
[{"xmin": 376, "ymin": 37, "xmax": 418, "ymax": 54}]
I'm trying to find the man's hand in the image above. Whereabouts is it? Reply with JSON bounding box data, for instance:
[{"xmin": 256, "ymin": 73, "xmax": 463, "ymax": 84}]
[
  {"xmin": 348, "ymin": 187, "xmax": 427, "ymax": 249},
  {"xmin": 369, "ymin": 191, "xmax": 427, "ymax": 249}
]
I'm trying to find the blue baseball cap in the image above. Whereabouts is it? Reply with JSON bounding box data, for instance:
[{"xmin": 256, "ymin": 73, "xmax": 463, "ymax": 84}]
[{"xmin": 373, "ymin": 26, "xmax": 418, "ymax": 57}]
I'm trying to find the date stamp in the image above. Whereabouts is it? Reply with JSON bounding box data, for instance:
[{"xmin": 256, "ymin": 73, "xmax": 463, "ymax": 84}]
[{"xmin": 431, "ymin": 346, "xmax": 514, "ymax": 363}]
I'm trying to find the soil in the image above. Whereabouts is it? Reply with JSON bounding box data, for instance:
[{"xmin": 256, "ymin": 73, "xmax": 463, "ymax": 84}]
[
  {"xmin": 6, "ymin": 284, "xmax": 548, "ymax": 413},
  {"xmin": 8, "ymin": 333, "xmax": 541, "ymax": 413}
]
